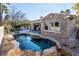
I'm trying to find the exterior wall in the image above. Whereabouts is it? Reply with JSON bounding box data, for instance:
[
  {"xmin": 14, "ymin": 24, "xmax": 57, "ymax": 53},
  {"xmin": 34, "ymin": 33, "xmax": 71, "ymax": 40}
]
[
  {"xmin": 31, "ymin": 13, "xmax": 77, "ymax": 46},
  {"xmin": 0, "ymin": 26, "xmax": 4, "ymax": 46},
  {"xmin": 41, "ymin": 13, "xmax": 69, "ymax": 45},
  {"xmin": 67, "ymin": 17, "xmax": 77, "ymax": 46}
]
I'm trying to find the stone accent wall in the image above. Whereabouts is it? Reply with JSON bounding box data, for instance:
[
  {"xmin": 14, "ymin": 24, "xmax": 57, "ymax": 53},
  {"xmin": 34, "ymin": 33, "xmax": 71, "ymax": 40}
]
[
  {"xmin": 41, "ymin": 13, "xmax": 69, "ymax": 45},
  {"xmin": 31, "ymin": 13, "xmax": 77, "ymax": 47}
]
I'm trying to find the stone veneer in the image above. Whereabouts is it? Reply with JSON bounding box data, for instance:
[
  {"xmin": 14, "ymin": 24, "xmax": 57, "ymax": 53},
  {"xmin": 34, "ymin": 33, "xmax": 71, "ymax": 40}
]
[
  {"xmin": 31, "ymin": 13, "xmax": 77, "ymax": 47},
  {"xmin": 41, "ymin": 13, "xmax": 74, "ymax": 45}
]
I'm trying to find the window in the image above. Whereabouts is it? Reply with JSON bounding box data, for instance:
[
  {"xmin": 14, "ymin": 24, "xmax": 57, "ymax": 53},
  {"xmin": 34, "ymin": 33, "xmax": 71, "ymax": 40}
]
[
  {"xmin": 44, "ymin": 22, "xmax": 48, "ymax": 30},
  {"xmin": 51, "ymin": 22, "xmax": 53, "ymax": 27},
  {"xmin": 55, "ymin": 22, "xmax": 59, "ymax": 27},
  {"xmin": 45, "ymin": 25, "xmax": 48, "ymax": 30}
]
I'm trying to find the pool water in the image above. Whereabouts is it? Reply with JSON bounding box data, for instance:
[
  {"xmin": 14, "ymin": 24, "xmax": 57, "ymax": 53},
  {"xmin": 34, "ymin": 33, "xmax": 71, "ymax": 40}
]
[{"xmin": 14, "ymin": 34, "xmax": 56, "ymax": 52}]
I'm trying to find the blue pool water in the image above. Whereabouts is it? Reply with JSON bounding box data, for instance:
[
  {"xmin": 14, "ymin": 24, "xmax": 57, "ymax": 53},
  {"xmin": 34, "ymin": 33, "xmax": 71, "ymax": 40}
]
[
  {"xmin": 14, "ymin": 34, "xmax": 56, "ymax": 52},
  {"xmin": 15, "ymin": 35, "xmax": 42, "ymax": 52}
]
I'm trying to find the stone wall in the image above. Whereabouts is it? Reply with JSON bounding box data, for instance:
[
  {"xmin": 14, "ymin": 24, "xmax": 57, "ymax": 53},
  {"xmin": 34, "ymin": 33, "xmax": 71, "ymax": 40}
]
[
  {"xmin": 31, "ymin": 13, "xmax": 77, "ymax": 47},
  {"xmin": 41, "ymin": 13, "xmax": 69, "ymax": 45}
]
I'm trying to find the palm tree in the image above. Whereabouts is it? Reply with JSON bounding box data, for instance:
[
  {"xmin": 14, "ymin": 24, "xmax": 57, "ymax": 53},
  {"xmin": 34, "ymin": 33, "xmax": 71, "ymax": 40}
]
[
  {"xmin": 0, "ymin": 3, "xmax": 9, "ymax": 25},
  {"xmin": 0, "ymin": 3, "xmax": 9, "ymax": 21}
]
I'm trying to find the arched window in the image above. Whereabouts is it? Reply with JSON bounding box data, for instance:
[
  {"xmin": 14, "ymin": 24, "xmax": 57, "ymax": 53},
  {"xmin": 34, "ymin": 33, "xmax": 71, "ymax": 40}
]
[{"xmin": 55, "ymin": 22, "xmax": 59, "ymax": 27}]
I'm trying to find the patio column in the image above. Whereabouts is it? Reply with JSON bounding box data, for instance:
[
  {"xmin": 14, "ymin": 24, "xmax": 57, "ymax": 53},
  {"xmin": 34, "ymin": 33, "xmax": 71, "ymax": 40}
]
[{"xmin": 31, "ymin": 22, "xmax": 34, "ymax": 30}]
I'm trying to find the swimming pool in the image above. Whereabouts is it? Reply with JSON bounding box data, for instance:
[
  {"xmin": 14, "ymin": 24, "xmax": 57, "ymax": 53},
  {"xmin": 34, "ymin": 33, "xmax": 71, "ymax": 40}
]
[{"xmin": 14, "ymin": 34, "xmax": 56, "ymax": 52}]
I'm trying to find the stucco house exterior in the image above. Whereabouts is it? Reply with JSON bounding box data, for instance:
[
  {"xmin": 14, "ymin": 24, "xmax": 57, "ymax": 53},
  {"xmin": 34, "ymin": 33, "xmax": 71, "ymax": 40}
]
[{"xmin": 31, "ymin": 13, "xmax": 77, "ymax": 47}]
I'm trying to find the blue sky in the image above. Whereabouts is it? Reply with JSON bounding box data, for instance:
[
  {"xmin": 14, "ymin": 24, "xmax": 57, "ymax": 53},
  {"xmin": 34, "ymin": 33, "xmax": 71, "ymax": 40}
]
[{"xmin": 9, "ymin": 3, "xmax": 76, "ymax": 20}]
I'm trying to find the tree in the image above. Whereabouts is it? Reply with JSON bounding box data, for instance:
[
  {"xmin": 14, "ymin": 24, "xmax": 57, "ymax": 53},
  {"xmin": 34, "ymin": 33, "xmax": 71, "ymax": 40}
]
[
  {"xmin": 60, "ymin": 9, "xmax": 71, "ymax": 15},
  {"xmin": 0, "ymin": 3, "xmax": 9, "ymax": 26},
  {"xmin": 65, "ymin": 9, "xmax": 70, "ymax": 15},
  {"xmin": 10, "ymin": 6, "xmax": 26, "ymax": 21},
  {"xmin": 73, "ymin": 3, "xmax": 79, "ymax": 16},
  {"xmin": 4, "ymin": 15, "xmax": 10, "ymax": 20},
  {"xmin": 73, "ymin": 3, "xmax": 79, "ymax": 39},
  {"xmin": 0, "ymin": 3, "xmax": 9, "ymax": 21},
  {"xmin": 9, "ymin": 6, "xmax": 26, "ymax": 29},
  {"xmin": 60, "ymin": 10, "xmax": 64, "ymax": 13},
  {"xmin": 73, "ymin": 3, "xmax": 79, "ymax": 26}
]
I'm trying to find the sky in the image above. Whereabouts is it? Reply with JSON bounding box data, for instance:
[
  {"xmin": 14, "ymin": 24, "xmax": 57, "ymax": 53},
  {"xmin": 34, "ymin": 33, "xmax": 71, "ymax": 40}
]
[{"xmin": 9, "ymin": 3, "xmax": 76, "ymax": 20}]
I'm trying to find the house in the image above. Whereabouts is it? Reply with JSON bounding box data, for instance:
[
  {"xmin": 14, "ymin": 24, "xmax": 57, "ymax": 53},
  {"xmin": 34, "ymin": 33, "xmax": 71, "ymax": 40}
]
[{"xmin": 31, "ymin": 13, "xmax": 77, "ymax": 47}]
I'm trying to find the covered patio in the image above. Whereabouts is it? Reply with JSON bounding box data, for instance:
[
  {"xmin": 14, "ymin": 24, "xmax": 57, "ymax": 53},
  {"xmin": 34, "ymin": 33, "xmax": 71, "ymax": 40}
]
[{"xmin": 31, "ymin": 19, "xmax": 42, "ymax": 33}]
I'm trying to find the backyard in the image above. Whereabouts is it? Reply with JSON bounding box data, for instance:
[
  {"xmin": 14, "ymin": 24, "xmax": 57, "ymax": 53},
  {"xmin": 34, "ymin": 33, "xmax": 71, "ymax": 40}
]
[{"xmin": 0, "ymin": 3, "xmax": 79, "ymax": 56}]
